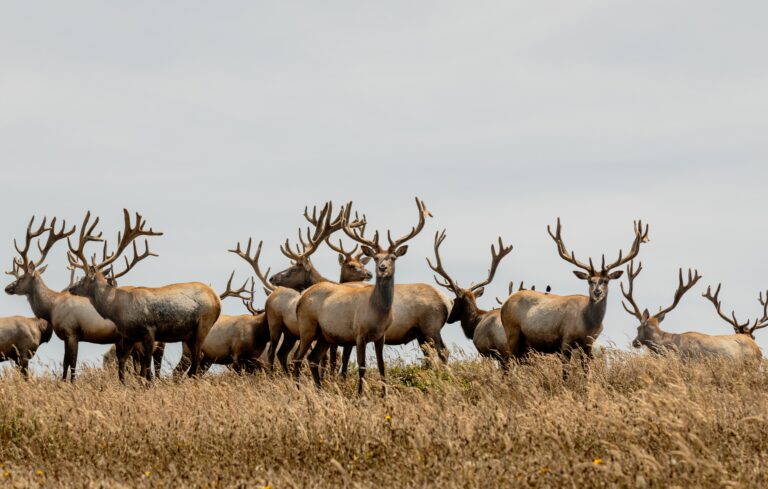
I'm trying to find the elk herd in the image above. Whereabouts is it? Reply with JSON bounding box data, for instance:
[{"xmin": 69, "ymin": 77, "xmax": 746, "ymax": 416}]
[{"xmin": 0, "ymin": 199, "xmax": 766, "ymax": 394}]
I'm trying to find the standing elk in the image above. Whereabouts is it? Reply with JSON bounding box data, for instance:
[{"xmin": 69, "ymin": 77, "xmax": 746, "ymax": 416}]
[
  {"xmin": 230, "ymin": 202, "xmax": 368, "ymax": 373},
  {"xmin": 500, "ymin": 218, "xmax": 650, "ymax": 365},
  {"xmin": 621, "ymin": 262, "xmax": 761, "ymax": 362},
  {"xmin": 295, "ymin": 197, "xmax": 431, "ymax": 395},
  {"xmin": 67, "ymin": 209, "xmax": 221, "ymax": 382},
  {"xmin": 427, "ymin": 230, "xmax": 513, "ymax": 365},
  {"xmin": 702, "ymin": 283, "xmax": 768, "ymax": 340},
  {"xmin": 0, "ymin": 316, "xmax": 52, "ymax": 378},
  {"xmin": 102, "ymin": 341, "xmax": 166, "ymax": 378},
  {"xmin": 4, "ymin": 216, "xmax": 123, "ymax": 382},
  {"xmin": 173, "ymin": 273, "xmax": 270, "ymax": 375}
]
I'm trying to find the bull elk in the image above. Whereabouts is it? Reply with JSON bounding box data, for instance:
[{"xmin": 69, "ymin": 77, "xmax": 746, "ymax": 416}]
[
  {"xmin": 67, "ymin": 209, "xmax": 221, "ymax": 382},
  {"xmin": 427, "ymin": 230, "xmax": 513, "ymax": 365},
  {"xmin": 702, "ymin": 284, "xmax": 768, "ymax": 340},
  {"xmin": 0, "ymin": 316, "xmax": 53, "ymax": 378},
  {"xmin": 103, "ymin": 342, "xmax": 166, "ymax": 378},
  {"xmin": 174, "ymin": 272, "xmax": 270, "ymax": 375},
  {"xmin": 621, "ymin": 262, "xmax": 761, "ymax": 362},
  {"xmin": 295, "ymin": 197, "xmax": 431, "ymax": 395},
  {"xmin": 4, "ymin": 216, "xmax": 122, "ymax": 382},
  {"xmin": 500, "ymin": 218, "xmax": 650, "ymax": 364},
  {"xmin": 230, "ymin": 202, "xmax": 368, "ymax": 372}
]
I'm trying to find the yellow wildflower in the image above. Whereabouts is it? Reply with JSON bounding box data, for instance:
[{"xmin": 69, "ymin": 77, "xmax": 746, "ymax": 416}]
[
  {"xmin": 36, "ymin": 469, "xmax": 44, "ymax": 477},
  {"xmin": 593, "ymin": 458, "xmax": 603, "ymax": 465},
  {"xmin": 144, "ymin": 470, "xmax": 151, "ymax": 477},
  {"xmin": 385, "ymin": 415, "xmax": 392, "ymax": 422},
  {"xmin": 539, "ymin": 466, "xmax": 549, "ymax": 475},
  {"xmin": 2, "ymin": 471, "xmax": 11, "ymax": 478}
]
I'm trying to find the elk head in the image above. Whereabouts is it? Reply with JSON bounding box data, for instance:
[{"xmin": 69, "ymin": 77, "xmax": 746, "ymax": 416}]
[
  {"xmin": 427, "ymin": 229, "xmax": 513, "ymax": 323},
  {"xmin": 266, "ymin": 202, "xmax": 366, "ymax": 290},
  {"xmin": 325, "ymin": 237, "xmax": 372, "ymax": 282},
  {"xmin": 342, "ymin": 197, "xmax": 431, "ymax": 280},
  {"xmin": 66, "ymin": 210, "xmax": 162, "ymax": 297},
  {"xmin": 5, "ymin": 216, "xmax": 75, "ymax": 295},
  {"xmin": 702, "ymin": 284, "xmax": 768, "ymax": 339},
  {"xmin": 548, "ymin": 218, "xmax": 649, "ymax": 303},
  {"xmin": 620, "ymin": 261, "xmax": 702, "ymax": 351}
]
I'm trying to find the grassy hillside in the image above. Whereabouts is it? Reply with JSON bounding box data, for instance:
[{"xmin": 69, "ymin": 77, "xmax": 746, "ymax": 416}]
[{"xmin": 1, "ymin": 351, "xmax": 766, "ymax": 488}]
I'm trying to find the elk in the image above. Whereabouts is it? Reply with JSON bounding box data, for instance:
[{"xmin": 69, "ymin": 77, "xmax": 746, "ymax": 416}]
[
  {"xmin": 4, "ymin": 216, "xmax": 122, "ymax": 382},
  {"xmin": 427, "ymin": 230, "xmax": 513, "ymax": 365},
  {"xmin": 500, "ymin": 218, "xmax": 650, "ymax": 363},
  {"xmin": 67, "ymin": 209, "xmax": 221, "ymax": 382},
  {"xmin": 102, "ymin": 342, "xmax": 166, "ymax": 378},
  {"xmin": 702, "ymin": 284, "xmax": 768, "ymax": 340},
  {"xmin": 621, "ymin": 262, "xmax": 761, "ymax": 362},
  {"xmin": 230, "ymin": 202, "xmax": 368, "ymax": 372},
  {"xmin": 294, "ymin": 197, "xmax": 431, "ymax": 395},
  {"xmin": 0, "ymin": 316, "xmax": 53, "ymax": 378},
  {"xmin": 173, "ymin": 272, "xmax": 270, "ymax": 375}
]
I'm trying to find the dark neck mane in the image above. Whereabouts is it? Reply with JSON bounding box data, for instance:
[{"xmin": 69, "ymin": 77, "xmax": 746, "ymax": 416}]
[
  {"xmin": 28, "ymin": 278, "xmax": 60, "ymax": 322},
  {"xmin": 370, "ymin": 275, "xmax": 395, "ymax": 314}
]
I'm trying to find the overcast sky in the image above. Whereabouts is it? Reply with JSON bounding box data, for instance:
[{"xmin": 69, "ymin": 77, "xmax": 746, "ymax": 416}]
[{"xmin": 1, "ymin": 1, "xmax": 766, "ymax": 374}]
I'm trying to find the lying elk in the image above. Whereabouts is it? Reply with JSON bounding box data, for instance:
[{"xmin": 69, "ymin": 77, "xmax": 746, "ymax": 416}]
[
  {"xmin": 702, "ymin": 284, "xmax": 768, "ymax": 341},
  {"xmin": 622, "ymin": 262, "xmax": 761, "ymax": 362},
  {"xmin": 230, "ymin": 202, "xmax": 368, "ymax": 372},
  {"xmin": 174, "ymin": 273, "xmax": 270, "ymax": 375},
  {"xmin": 4, "ymin": 216, "xmax": 122, "ymax": 381},
  {"xmin": 295, "ymin": 197, "xmax": 431, "ymax": 395},
  {"xmin": 427, "ymin": 230, "xmax": 513, "ymax": 365},
  {"xmin": 500, "ymin": 218, "xmax": 650, "ymax": 364},
  {"xmin": 67, "ymin": 209, "xmax": 221, "ymax": 382},
  {"xmin": 0, "ymin": 316, "xmax": 53, "ymax": 378}
]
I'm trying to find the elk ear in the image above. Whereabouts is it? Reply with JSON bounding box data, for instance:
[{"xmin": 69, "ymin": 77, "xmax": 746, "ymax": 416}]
[
  {"xmin": 394, "ymin": 245, "xmax": 409, "ymax": 257},
  {"xmin": 642, "ymin": 309, "xmax": 651, "ymax": 321},
  {"xmin": 27, "ymin": 262, "xmax": 36, "ymax": 272},
  {"xmin": 88, "ymin": 265, "xmax": 98, "ymax": 278},
  {"xmin": 361, "ymin": 246, "xmax": 376, "ymax": 258},
  {"xmin": 360, "ymin": 255, "xmax": 372, "ymax": 265},
  {"xmin": 655, "ymin": 311, "xmax": 666, "ymax": 323},
  {"xmin": 36, "ymin": 265, "xmax": 48, "ymax": 275},
  {"xmin": 607, "ymin": 270, "xmax": 624, "ymax": 280},
  {"xmin": 337, "ymin": 254, "xmax": 345, "ymax": 265},
  {"xmin": 573, "ymin": 270, "xmax": 589, "ymax": 280},
  {"xmin": 473, "ymin": 287, "xmax": 485, "ymax": 298},
  {"xmin": 301, "ymin": 260, "xmax": 313, "ymax": 271}
]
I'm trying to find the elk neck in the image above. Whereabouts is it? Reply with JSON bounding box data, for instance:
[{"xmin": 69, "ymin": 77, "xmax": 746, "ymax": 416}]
[
  {"xmin": 38, "ymin": 319, "xmax": 54, "ymax": 344},
  {"xmin": 89, "ymin": 283, "xmax": 120, "ymax": 321},
  {"xmin": 458, "ymin": 298, "xmax": 486, "ymax": 339},
  {"xmin": 306, "ymin": 266, "xmax": 332, "ymax": 289},
  {"xmin": 27, "ymin": 278, "xmax": 60, "ymax": 322},
  {"xmin": 582, "ymin": 292, "xmax": 608, "ymax": 332},
  {"xmin": 370, "ymin": 275, "xmax": 395, "ymax": 315}
]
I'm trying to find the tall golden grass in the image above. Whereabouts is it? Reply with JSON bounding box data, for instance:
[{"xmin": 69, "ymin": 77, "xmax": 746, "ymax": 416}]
[{"xmin": 1, "ymin": 350, "xmax": 767, "ymax": 488}]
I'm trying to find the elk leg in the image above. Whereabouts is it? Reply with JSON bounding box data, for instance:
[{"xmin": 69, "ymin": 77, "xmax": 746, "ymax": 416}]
[
  {"xmin": 308, "ymin": 340, "xmax": 331, "ymax": 388},
  {"xmin": 66, "ymin": 336, "xmax": 79, "ymax": 382},
  {"xmin": 340, "ymin": 345, "xmax": 353, "ymax": 379},
  {"xmin": 374, "ymin": 338, "xmax": 387, "ymax": 397},
  {"xmin": 187, "ymin": 333, "xmax": 203, "ymax": 377},
  {"xmin": 329, "ymin": 347, "xmax": 338, "ymax": 377},
  {"xmin": 355, "ymin": 339, "xmax": 367, "ymax": 396},
  {"xmin": 173, "ymin": 343, "xmax": 192, "ymax": 378},
  {"xmin": 18, "ymin": 356, "xmax": 30, "ymax": 380},
  {"xmin": 265, "ymin": 314, "xmax": 283, "ymax": 371},
  {"xmin": 62, "ymin": 337, "xmax": 72, "ymax": 381},
  {"xmin": 291, "ymin": 337, "xmax": 314, "ymax": 381},
  {"xmin": 140, "ymin": 335, "xmax": 155, "ymax": 382},
  {"xmin": 434, "ymin": 336, "xmax": 449, "ymax": 363},
  {"xmin": 198, "ymin": 357, "xmax": 212, "ymax": 376},
  {"xmin": 116, "ymin": 340, "xmax": 132, "ymax": 385},
  {"xmin": 277, "ymin": 335, "xmax": 297, "ymax": 375},
  {"xmin": 152, "ymin": 342, "xmax": 165, "ymax": 380}
]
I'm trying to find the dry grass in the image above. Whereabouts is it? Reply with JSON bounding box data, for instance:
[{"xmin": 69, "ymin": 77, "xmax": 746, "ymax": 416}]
[{"xmin": 1, "ymin": 351, "xmax": 768, "ymax": 488}]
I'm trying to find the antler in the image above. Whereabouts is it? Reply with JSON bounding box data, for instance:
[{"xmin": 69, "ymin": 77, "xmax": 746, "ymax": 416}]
[
  {"xmin": 620, "ymin": 261, "xmax": 644, "ymax": 320},
  {"xmin": 601, "ymin": 220, "xmax": 650, "ymax": 272},
  {"xmin": 547, "ymin": 218, "xmax": 595, "ymax": 273},
  {"xmin": 386, "ymin": 197, "xmax": 432, "ymax": 251},
  {"xmin": 494, "ymin": 281, "xmax": 549, "ymax": 305},
  {"xmin": 426, "ymin": 230, "xmax": 461, "ymax": 295},
  {"xmin": 703, "ymin": 284, "xmax": 752, "ymax": 334},
  {"xmin": 753, "ymin": 291, "xmax": 768, "ymax": 335},
  {"xmin": 229, "ymin": 238, "xmax": 275, "ymax": 293},
  {"xmin": 325, "ymin": 237, "xmax": 359, "ymax": 259},
  {"xmin": 655, "ymin": 268, "xmax": 701, "ymax": 319},
  {"xmin": 67, "ymin": 211, "xmax": 103, "ymax": 271},
  {"xmin": 469, "ymin": 237, "xmax": 513, "ymax": 292},
  {"xmin": 5, "ymin": 260, "xmax": 22, "ymax": 279},
  {"xmin": 220, "ymin": 271, "xmax": 262, "ymax": 315},
  {"xmin": 282, "ymin": 202, "xmax": 365, "ymax": 263},
  {"xmin": 10, "ymin": 216, "xmax": 75, "ymax": 274},
  {"xmin": 341, "ymin": 202, "xmax": 381, "ymax": 250}
]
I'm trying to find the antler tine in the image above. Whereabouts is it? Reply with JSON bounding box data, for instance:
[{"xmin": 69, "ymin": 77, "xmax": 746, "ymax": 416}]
[
  {"xmin": 386, "ymin": 197, "xmax": 432, "ymax": 251},
  {"xmin": 325, "ymin": 237, "xmax": 359, "ymax": 258},
  {"xmin": 95, "ymin": 209, "xmax": 162, "ymax": 272},
  {"xmin": 546, "ymin": 218, "xmax": 594, "ymax": 273},
  {"xmin": 13, "ymin": 215, "xmax": 51, "ymax": 269},
  {"xmin": 703, "ymin": 283, "xmax": 749, "ymax": 333},
  {"xmin": 32, "ymin": 217, "xmax": 76, "ymax": 268},
  {"xmin": 602, "ymin": 220, "xmax": 651, "ymax": 272},
  {"xmin": 67, "ymin": 211, "xmax": 104, "ymax": 271},
  {"xmin": 109, "ymin": 239, "xmax": 158, "ymax": 280},
  {"xmin": 655, "ymin": 268, "xmax": 701, "ymax": 319},
  {"xmin": 342, "ymin": 202, "xmax": 380, "ymax": 250},
  {"xmin": 750, "ymin": 291, "xmax": 768, "ymax": 334},
  {"xmin": 425, "ymin": 229, "xmax": 461, "ymax": 294},
  {"xmin": 619, "ymin": 261, "xmax": 644, "ymax": 320},
  {"xmin": 5, "ymin": 260, "xmax": 23, "ymax": 279},
  {"xmin": 470, "ymin": 236, "xmax": 514, "ymax": 292},
  {"xmin": 229, "ymin": 238, "xmax": 276, "ymax": 292},
  {"xmin": 219, "ymin": 270, "xmax": 251, "ymax": 300}
]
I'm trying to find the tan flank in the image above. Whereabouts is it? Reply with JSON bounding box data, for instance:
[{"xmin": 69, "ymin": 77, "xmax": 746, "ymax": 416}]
[{"xmin": 0, "ymin": 315, "xmax": 52, "ymax": 377}]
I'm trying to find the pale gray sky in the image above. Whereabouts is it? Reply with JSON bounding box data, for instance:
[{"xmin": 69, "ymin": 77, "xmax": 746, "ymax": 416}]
[{"xmin": 1, "ymin": 1, "xmax": 766, "ymax": 373}]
